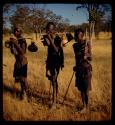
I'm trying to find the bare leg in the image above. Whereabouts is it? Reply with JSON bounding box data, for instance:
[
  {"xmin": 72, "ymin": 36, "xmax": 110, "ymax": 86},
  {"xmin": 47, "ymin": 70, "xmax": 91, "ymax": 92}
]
[
  {"xmin": 50, "ymin": 74, "xmax": 58, "ymax": 110},
  {"xmin": 55, "ymin": 71, "xmax": 59, "ymax": 98},
  {"xmin": 52, "ymin": 75, "xmax": 56, "ymax": 104},
  {"xmin": 56, "ymin": 79, "xmax": 58, "ymax": 98},
  {"xmin": 80, "ymin": 91, "xmax": 89, "ymax": 113},
  {"xmin": 84, "ymin": 91, "xmax": 88, "ymax": 107},
  {"xmin": 84, "ymin": 91, "xmax": 90, "ymax": 113},
  {"xmin": 49, "ymin": 81, "xmax": 52, "ymax": 99},
  {"xmin": 81, "ymin": 91, "xmax": 85, "ymax": 107},
  {"xmin": 20, "ymin": 77, "xmax": 28, "ymax": 100},
  {"xmin": 74, "ymin": 91, "xmax": 85, "ymax": 112},
  {"xmin": 20, "ymin": 80, "xmax": 25, "ymax": 100}
]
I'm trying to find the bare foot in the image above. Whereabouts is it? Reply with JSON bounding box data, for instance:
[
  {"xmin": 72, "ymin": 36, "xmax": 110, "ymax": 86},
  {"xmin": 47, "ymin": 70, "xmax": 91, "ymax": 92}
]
[
  {"xmin": 80, "ymin": 106, "xmax": 90, "ymax": 114},
  {"xmin": 51, "ymin": 103, "xmax": 57, "ymax": 110},
  {"xmin": 86, "ymin": 106, "xmax": 90, "ymax": 114},
  {"xmin": 23, "ymin": 91, "xmax": 28, "ymax": 101},
  {"xmin": 79, "ymin": 107, "xmax": 87, "ymax": 114}
]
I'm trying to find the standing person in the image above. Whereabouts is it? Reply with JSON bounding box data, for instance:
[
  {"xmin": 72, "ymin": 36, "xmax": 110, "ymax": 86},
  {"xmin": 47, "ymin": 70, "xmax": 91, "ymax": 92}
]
[
  {"xmin": 10, "ymin": 27, "xmax": 28, "ymax": 100},
  {"xmin": 73, "ymin": 28, "xmax": 92, "ymax": 113},
  {"xmin": 45, "ymin": 22, "xmax": 64, "ymax": 108}
]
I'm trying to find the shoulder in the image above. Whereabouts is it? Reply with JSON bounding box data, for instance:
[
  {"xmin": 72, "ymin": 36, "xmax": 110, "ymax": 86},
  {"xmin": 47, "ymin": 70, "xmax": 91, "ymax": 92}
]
[
  {"xmin": 82, "ymin": 40, "xmax": 86, "ymax": 45},
  {"xmin": 21, "ymin": 37, "xmax": 26, "ymax": 43},
  {"xmin": 80, "ymin": 40, "xmax": 86, "ymax": 48},
  {"xmin": 18, "ymin": 37, "xmax": 26, "ymax": 44}
]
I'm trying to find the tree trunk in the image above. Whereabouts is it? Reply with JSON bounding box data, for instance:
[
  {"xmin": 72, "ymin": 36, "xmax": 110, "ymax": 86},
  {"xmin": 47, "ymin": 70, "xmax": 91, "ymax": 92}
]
[
  {"xmin": 36, "ymin": 32, "xmax": 37, "ymax": 40},
  {"xmin": 92, "ymin": 21, "xmax": 95, "ymax": 40},
  {"xmin": 39, "ymin": 28, "xmax": 42, "ymax": 39},
  {"xmin": 89, "ymin": 21, "xmax": 92, "ymax": 43},
  {"xmin": 85, "ymin": 27, "xmax": 88, "ymax": 39},
  {"xmin": 89, "ymin": 21, "xmax": 95, "ymax": 47}
]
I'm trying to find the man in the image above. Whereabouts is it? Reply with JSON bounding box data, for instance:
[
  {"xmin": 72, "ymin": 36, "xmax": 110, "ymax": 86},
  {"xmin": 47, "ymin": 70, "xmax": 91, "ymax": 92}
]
[
  {"xmin": 73, "ymin": 28, "xmax": 92, "ymax": 113},
  {"xmin": 45, "ymin": 22, "xmax": 64, "ymax": 108},
  {"xmin": 10, "ymin": 27, "xmax": 28, "ymax": 100}
]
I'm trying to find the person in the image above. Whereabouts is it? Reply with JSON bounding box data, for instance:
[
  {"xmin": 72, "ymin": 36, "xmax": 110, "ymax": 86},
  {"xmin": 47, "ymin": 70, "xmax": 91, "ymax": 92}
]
[
  {"xmin": 73, "ymin": 28, "xmax": 92, "ymax": 113},
  {"xmin": 9, "ymin": 27, "xmax": 28, "ymax": 100},
  {"xmin": 45, "ymin": 22, "xmax": 64, "ymax": 108}
]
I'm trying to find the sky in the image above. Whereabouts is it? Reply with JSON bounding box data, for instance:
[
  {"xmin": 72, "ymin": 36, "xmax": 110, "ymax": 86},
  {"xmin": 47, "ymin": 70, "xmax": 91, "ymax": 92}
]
[
  {"xmin": 41, "ymin": 4, "xmax": 88, "ymax": 25},
  {"xmin": 4, "ymin": 4, "xmax": 112, "ymax": 27},
  {"xmin": 4, "ymin": 4, "xmax": 89, "ymax": 27}
]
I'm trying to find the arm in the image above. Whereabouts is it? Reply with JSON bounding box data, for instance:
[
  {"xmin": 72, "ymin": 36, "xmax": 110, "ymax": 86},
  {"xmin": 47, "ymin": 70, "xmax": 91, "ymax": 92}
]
[
  {"xmin": 87, "ymin": 41, "xmax": 92, "ymax": 60},
  {"xmin": 45, "ymin": 37, "xmax": 50, "ymax": 46},
  {"xmin": 84, "ymin": 41, "xmax": 92, "ymax": 61},
  {"xmin": 11, "ymin": 38, "xmax": 26, "ymax": 55},
  {"xmin": 47, "ymin": 34, "xmax": 59, "ymax": 53},
  {"xmin": 73, "ymin": 43, "xmax": 77, "ymax": 71},
  {"xmin": 60, "ymin": 47, "xmax": 64, "ymax": 70}
]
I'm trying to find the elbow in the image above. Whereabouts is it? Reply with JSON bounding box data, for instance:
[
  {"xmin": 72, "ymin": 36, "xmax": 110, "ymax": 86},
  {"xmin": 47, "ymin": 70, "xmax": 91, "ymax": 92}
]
[{"xmin": 87, "ymin": 56, "xmax": 92, "ymax": 61}]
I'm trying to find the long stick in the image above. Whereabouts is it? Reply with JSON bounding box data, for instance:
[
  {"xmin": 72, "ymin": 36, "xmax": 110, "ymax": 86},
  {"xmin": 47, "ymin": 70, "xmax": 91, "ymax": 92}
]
[
  {"xmin": 62, "ymin": 71, "xmax": 75, "ymax": 104},
  {"xmin": 48, "ymin": 81, "xmax": 52, "ymax": 107}
]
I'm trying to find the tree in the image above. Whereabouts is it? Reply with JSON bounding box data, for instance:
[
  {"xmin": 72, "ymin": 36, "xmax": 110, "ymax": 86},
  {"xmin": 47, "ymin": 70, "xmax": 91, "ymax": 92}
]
[
  {"xmin": 7, "ymin": 4, "xmax": 71, "ymax": 36},
  {"xmin": 10, "ymin": 5, "xmax": 31, "ymax": 33},
  {"xmin": 3, "ymin": 4, "xmax": 11, "ymax": 26},
  {"xmin": 68, "ymin": 25, "xmax": 77, "ymax": 32},
  {"xmin": 76, "ymin": 4, "xmax": 111, "ymax": 45},
  {"xmin": 3, "ymin": 4, "xmax": 14, "ymax": 34}
]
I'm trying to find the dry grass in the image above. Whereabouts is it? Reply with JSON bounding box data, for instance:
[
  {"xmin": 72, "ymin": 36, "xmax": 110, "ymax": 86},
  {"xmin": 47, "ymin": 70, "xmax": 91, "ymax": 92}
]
[{"xmin": 3, "ymin": 32, "xmax": 112, "ymax": 121}]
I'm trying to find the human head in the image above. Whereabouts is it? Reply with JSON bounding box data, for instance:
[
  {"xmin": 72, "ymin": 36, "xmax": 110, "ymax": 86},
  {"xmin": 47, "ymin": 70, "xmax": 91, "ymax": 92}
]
[
  {"xmin": 14, "ymin": 27, "xmax": 22, "ymax": 37},
  {"xmin": 74, "ymin": 28, "xmax": 84, "ymax": 41},
  {"xmin": 46, "ymin": 22, "xmax": 55, "ymax": 33}
]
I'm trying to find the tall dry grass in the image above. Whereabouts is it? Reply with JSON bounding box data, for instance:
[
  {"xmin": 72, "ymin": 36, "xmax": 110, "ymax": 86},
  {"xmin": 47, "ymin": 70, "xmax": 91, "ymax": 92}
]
[{"xmin": 3, "ymin": 32, "xmax": 112, "ymax": 121}]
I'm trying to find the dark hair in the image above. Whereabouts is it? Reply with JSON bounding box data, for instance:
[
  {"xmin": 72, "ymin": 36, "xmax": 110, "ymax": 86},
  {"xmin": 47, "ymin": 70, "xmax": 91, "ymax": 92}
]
[
  {"xmin": 74, "ymin": 28, "xmax": 84, "ymax": 41},
  {"xmin": 46, "ymin": 22, "xmax": 55, "ymax": 30}
]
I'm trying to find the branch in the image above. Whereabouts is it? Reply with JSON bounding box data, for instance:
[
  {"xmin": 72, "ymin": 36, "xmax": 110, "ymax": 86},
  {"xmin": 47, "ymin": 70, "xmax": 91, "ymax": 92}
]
[{"xmin": 76, "ymin": 5, "xmax": 86, "ymax": 11}]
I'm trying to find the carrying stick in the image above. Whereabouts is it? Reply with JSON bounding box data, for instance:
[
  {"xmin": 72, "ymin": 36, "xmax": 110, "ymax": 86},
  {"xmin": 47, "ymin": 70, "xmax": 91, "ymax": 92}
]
[{"xmin": 62, "ymin": 71, "xmax": 75, "ymax": 104}]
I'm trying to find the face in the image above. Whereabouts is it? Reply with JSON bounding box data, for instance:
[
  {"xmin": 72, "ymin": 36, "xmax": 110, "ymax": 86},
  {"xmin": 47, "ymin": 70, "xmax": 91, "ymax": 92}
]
[
  {"xmin": 48, "ymin": 24, "xmax": 55, "ymax": 33},
  {"xmin": 78, "ymin": 31, "xmax": 84, "ymax": 41},
  {"xmin": 14, "ymin": 29, "xmax": 21, "ymax": 37}
]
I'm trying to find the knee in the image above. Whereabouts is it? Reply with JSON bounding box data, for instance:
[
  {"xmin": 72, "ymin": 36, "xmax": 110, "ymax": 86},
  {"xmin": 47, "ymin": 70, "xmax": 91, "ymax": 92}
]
[{"xmin": 52, "ymin": 77, "xmax": 55, "ymax": 83}]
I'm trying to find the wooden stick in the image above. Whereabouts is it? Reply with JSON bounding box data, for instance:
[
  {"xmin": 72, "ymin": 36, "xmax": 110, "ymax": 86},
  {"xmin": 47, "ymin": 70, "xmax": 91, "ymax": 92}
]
[{"xmin": 62, "ymin": 71, "xmax": 75, "ymax": 104}]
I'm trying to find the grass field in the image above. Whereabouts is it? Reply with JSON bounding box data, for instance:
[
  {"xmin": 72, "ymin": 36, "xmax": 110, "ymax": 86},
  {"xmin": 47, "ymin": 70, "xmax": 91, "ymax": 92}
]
[{"xmin": 3, "ymin": 32, "xmax": 112, "ymax": 121}]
